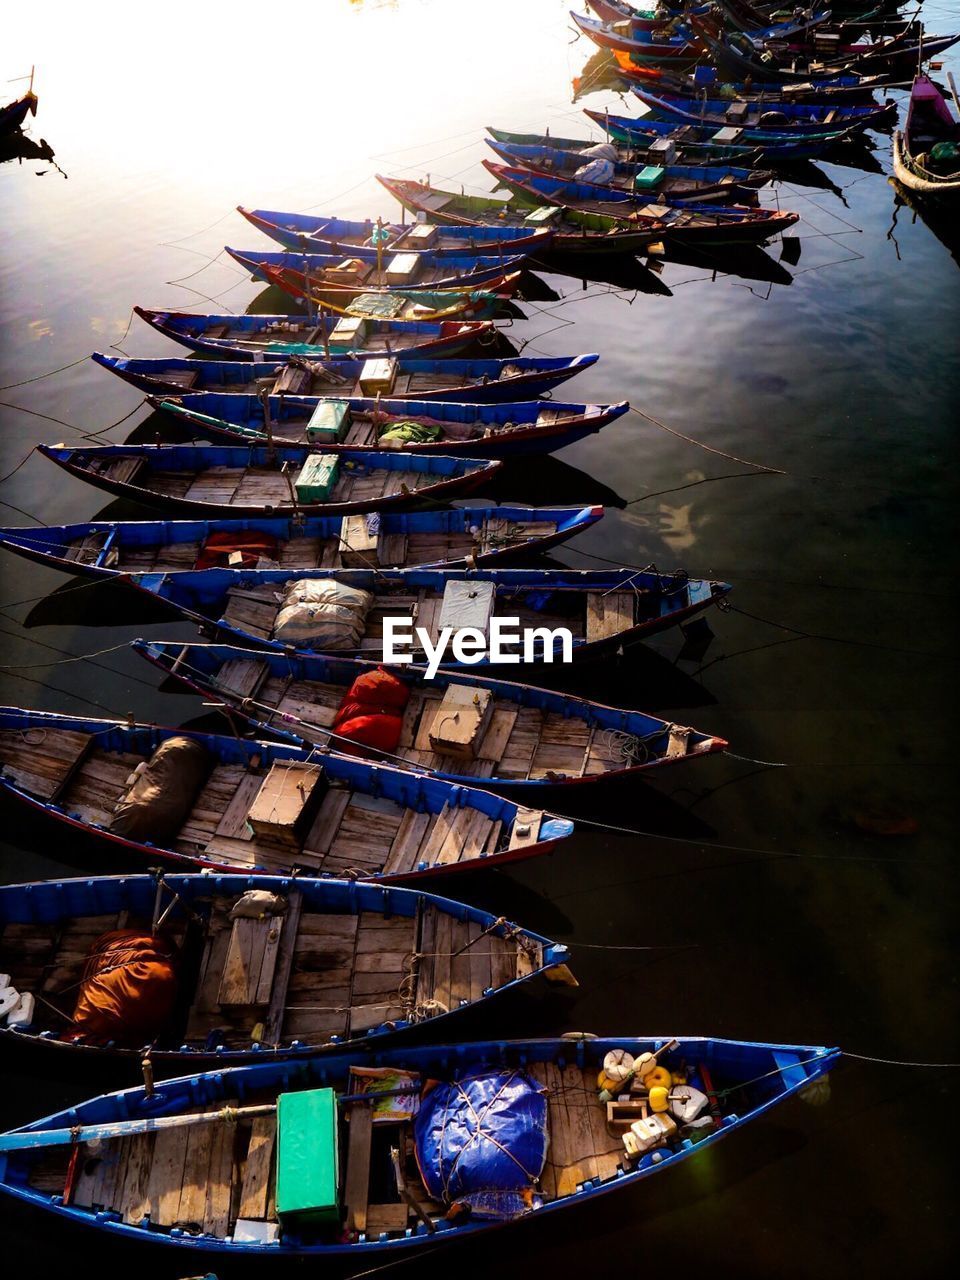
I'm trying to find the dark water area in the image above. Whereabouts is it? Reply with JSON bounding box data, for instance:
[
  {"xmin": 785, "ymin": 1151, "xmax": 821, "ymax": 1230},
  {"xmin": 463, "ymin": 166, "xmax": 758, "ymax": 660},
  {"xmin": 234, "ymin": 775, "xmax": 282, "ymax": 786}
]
[{"xmin": 1, "ymin": 1, "xmax": 959, "ymax": 1275}]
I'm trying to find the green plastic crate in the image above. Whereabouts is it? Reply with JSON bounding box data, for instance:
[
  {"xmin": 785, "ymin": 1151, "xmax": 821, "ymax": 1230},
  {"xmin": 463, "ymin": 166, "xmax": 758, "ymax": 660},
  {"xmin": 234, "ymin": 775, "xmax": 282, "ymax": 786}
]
[
  {"xmin": 276, "ymin": 1087, "xmax": 340, "ymax": 1229},
  {"xmin": 306, "ymin": 398, "xmax": 351, "ymax": 444},
  {"xmin": 634, "ymin": 165, "xmax": 665, "ymax": 191},
  {"xmin": 294, "ymin": 453, "xmax": 340, "ymax": 503}
]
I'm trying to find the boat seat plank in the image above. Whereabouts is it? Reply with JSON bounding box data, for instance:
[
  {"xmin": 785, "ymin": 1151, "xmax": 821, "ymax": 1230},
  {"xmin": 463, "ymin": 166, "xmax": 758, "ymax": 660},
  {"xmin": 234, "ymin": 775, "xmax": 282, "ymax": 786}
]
[
  {"xmin": 146, "ymin": 1125, "xmax": 192, "ymax": 1227},
  {"xmin": 117, "ymin": 1132, "xmax": 156, "ymax": 1225},
  {"xmin": 262, "ymin": 888, "xmax": 302, "ymax": 1045},
  {"xmin": 344, "ymin": 1103, "xmax": 373, "ymax": 1234},
  {"xmin": 0, "ymin": 728, "xmax": 95, "ymax": 800},
  {"xmin": 302, "ymin": 786, "xmax": 351, "ymax": 859},
  {"xmin": 217, "ymin": 915, "xmax": 281, "ymax": 1006},
  {"xmin": 237, "ymin": 1115, "xmax": 276, "ymax": 1221},
  {"xmin": 586, "ymin": 591, "xmax": 635, "ymax": 644}
]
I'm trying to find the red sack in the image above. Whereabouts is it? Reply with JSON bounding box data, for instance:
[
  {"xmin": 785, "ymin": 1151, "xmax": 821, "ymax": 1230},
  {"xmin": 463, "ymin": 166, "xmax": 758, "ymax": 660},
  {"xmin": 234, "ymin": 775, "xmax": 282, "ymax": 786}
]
[
  {"xmin": 343, "ymin": 667, "xmax": 411, "ymax": 713},
  {"xmin": 71, "ymin": 930, "xmax": 178, "ymax": 1043},
  {"xmin": 195, "ymin": 531, "xmax": 279, "ymax": 570},
  {"xmin": 334, "ymin": 712, "xmax": 404, "ymax": 755}
]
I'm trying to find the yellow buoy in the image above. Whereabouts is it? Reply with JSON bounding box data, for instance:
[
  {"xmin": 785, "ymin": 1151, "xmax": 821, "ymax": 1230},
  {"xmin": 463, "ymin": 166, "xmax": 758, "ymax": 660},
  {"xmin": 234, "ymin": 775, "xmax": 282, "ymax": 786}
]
[
  {"xmin": 641, "ymin": 1066, "xmax": 672, "ymax": 1091},
  {"xmin": 648, "ymin": 1085, "xmax": 670, "ymax": 1113}
]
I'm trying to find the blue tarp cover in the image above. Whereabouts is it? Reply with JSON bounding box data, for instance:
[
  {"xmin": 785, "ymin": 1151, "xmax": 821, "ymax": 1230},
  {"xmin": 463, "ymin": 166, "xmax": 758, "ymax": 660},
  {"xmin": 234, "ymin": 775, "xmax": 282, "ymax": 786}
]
[{"xmin": 414, "ymin": 1069, "xmax": 548, "ymax": 1220}]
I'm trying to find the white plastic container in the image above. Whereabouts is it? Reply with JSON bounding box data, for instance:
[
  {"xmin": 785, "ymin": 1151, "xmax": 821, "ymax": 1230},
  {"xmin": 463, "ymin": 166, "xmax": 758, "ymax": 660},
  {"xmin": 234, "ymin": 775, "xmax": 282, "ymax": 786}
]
[{"xmin": 7, "ymin": 991, "xmax": 34, "ymax": 1028}]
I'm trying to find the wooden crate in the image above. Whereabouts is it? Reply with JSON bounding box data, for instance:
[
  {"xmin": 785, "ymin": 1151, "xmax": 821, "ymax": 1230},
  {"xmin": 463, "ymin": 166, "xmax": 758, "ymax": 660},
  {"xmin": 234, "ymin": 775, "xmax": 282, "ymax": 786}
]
[
  {"xmin": 428, "ymin": 685, "xmax": 494, "ymax": 759},
  {"xmin": 247, "ymin": 762, "xmax": 327, "ymax": 845}
]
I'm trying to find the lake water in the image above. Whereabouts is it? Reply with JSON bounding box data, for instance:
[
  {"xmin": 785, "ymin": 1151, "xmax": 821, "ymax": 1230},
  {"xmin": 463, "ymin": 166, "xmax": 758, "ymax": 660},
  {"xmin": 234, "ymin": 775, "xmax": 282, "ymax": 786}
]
[{"xmin": 1, "ymin": 1, "xmax": 958, "ymax": 1275}]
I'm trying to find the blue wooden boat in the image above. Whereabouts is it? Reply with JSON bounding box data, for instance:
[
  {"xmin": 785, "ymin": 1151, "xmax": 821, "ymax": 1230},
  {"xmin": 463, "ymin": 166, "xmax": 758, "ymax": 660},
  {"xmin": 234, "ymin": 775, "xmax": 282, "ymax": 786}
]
[
  {"xmin": 485, "ymin": 138, "xmax": 768, "ymax": 204},
  {"xmin": 36, "ymin": 443, "xmax": 499, "ymax": 517},
  {"xmin": 134, "ymin": 639, "xmax": 728, "ymax": 787},
  {"xmin": 237, "ymin": 206, "xmax": 554, "ymax": 257},
  {"xmin": 0, "ymin": 505, "xmax": 604, "ymax": 577},
  {"xmin": 571, "ymin": 10, "xmax": 703, "ymax": 65},
  {"xmin": 148, "ymin": 394, "xmax": 630, "ymax": 459},
  {"xmin": 92, "ymin": 351, "xmax": 598, "ymax": 403},
  {"xmin": 0, "ymin": 707, "xmax": 575, "ymax": 881},
  {"xmin": 484, "ymin": 161, "xmax": 800, "ymax": 244},
  {"xmin": 583, "ymin": 108, "xmax": 853, "ymax": 160},
  {"xmin": 0, "ymin": 1033, "xmax": 840, "ymax": 1256},
  {"xmin": 616, "ymin": 60, "xmax": 896, "ymax": 103},
  {"xmin": 488, "ymin": 122, "xmax": 762, "ymax": 166},
  {"xmin": 631, "ymin": 86, "xmax": 892, "ymax": 136},
  {"xmin": 0, "ymin": 872, "xmax": 573, "ymax": 1064},
  {"xmin": 123, "ymin": 566, "xmax": 732, "ymax": 664},
  {"xmin": 226, "ymin": 247, "xmax": 530, "ymax": 295},
  {"xmin": 133, "ymin": 306, "xmax": 497, "ymax": 360}
]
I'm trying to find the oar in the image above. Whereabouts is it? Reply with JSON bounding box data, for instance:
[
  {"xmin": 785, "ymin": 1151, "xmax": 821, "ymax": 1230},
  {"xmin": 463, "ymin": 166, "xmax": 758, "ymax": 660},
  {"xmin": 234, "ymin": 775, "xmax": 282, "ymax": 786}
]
[
  {"xmin": 0, "ymin": 1085, "xmax": 417, "ymax": 1153},
  {"xmin": 0, "ymin": 1104, "xmax": 277, "ymax": 1153}
]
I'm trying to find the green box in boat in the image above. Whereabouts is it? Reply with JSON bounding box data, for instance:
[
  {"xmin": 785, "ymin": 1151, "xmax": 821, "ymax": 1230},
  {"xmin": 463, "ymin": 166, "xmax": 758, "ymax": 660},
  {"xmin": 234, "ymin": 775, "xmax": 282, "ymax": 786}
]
[
  {"xmin": 275, "ymin": 1087, "xmax": 340, "ymax": 1229},
  {"xmin": 523, "ymin": 204, "xmax": 560, "ymax": 225},
  {"xmin": 306, "ymin": 399, "xmax": 351, "ymax": 444},
  {"xmin": 634, "ymin": 165, "xmax": 665, "ymax": 191},
  {"xmin": 294, "ymin": 453, "xmax": 340, "ymax": 502}
]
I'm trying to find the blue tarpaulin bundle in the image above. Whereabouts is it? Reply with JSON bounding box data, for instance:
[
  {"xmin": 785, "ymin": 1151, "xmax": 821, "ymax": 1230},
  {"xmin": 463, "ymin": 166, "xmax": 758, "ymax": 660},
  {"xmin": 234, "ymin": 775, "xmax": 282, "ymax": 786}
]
[{"xmin": 414, "ymin": 1069, "xmax": 548, "ymax": 1220}]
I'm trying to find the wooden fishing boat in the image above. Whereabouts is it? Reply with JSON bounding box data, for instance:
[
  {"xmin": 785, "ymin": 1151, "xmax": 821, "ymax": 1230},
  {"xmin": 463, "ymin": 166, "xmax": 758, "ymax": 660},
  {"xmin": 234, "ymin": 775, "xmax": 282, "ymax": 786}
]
[
  {"xmin": 226, "ymin": 247, "xmax": 530, "ymax": 297},
  {"xmin": 0, "ymin": 505, "xmax": 605, "ymax": 579},
  {"xmin": 37, "ymin": 443, "xmax": 500, "ymax": 518},
  {"xmin": 0, "ymin": 1033, "xmax": 840, "ymax": 1256},
  {"xmin": 149, "ymin": 394, "xmax": 631, "ymax": 459},
  {"xmin": 0, "ymin": 872, "xmax": 573, "ymax": 1063},
  {"xmin": 586, "ymin": 0, "xmax": 695, "ymax": 29},
  {"xmin": 892, "ymin": 74, "xmax": 960, "ymax": 201},
  {"xmin": 485, "ymin": 138, "xmax": 768, "ymax": 204},
  {"xmin": 0, "ymin": 91, "xmax": 38, "ymax": 135},
  {"xmin": 252, "ymin": 262, "xmax": 522, "ymax": 321},
  {"xmin": 123, "ymin": 565, "xmax": 733, "ymax": 664},
  {"xmin": 492, "ymin": 120, "xmax": 761, "ymax": 165},
  {"xmin": 133, "ymin": 307, "xmax": 497, "ymax": 361},
  {"xmin": 631, "ymin": 86, "xmax": 893, "ymax": 135},
  {"xmin": 134, "ymin": 641, "xmax": 729, "ymax": 789},
  {"xmin": 484, "ymin": 161, "xmax": 800, "ymax": 245},
  {"xmin": 0, "ymin": 708, "xmax": 575, "ymax": 881},
  {"xmin": 92, "ymin": 351, "xmax": 598, "ymax": 404},
  {"xmin": 376, "ymin": 174, "xmax": 658, "ymax": 255},
  {"xmin": 572, "ymin": 10, "xmax": 705, "ymax": 65},
  {"xmin": 616, "ymin": 59, "xmax": 896, "ymax": 103},
  {"xmin": 694, "ymin": 19, "xmax": 960, "ymax": 83},
  {"xmin": 583, "ymin": 108, "xmax": 856, "ymax": 160},
  {"xmin": 236, "ymin": 206, "xmax": 554, "ymax": 257}
]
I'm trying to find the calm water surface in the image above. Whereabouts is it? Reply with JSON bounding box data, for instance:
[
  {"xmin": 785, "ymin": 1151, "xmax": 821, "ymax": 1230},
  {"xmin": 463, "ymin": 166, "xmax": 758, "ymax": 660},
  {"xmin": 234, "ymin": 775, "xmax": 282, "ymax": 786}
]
[{"xmin": 1, "ymin": 2, "xmax": 959, "ymax": 1275}]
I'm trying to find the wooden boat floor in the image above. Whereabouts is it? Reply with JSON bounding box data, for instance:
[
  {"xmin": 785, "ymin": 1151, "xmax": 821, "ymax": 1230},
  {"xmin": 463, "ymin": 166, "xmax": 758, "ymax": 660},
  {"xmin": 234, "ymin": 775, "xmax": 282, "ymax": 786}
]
[
  {"xmin": 95, "ymin": 458, "xmax": 444, "ymax": 510},
  {"xmin": 527, "ymin": 1062, "xmax": 624, "ymax": 1200},
  {"xmin": 28, "ymin": 1059, "xmax": 626, "ymax": 1240},
  {"xmin": 36, "ymin": 1077, "xmax": 444, "ymax": 1243},
  {"xmin": 60, "ymin": 515, "xmax": 555, "ymax": 574},
  {"xmin": 218, "ymin": 583, "xmax": 587, "ymax": 653},
  {"xmin": 0, "ymin": 729, "xmax": 512, "ymax": 880},
  {"xmin": 229, "ymin": 670, "xmax": 636, "ymax": 781}
]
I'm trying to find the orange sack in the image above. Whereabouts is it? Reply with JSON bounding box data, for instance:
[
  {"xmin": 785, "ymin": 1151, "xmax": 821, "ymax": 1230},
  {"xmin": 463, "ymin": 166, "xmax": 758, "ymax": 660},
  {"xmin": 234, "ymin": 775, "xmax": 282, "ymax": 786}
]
[
  {"xmin": 71, "ymin": 929, "xmax": 178, "ymax": 1042},
  {"xmin": 333, "ymin": 667, "xmax": 410, "ymax": 755}
]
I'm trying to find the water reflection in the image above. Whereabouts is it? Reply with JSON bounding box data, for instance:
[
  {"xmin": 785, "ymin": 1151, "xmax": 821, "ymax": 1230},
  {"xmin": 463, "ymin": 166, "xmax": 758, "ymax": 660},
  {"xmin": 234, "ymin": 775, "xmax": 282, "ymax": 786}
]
[
  {"xmin": 0, "ymin": 129, "xmax": 66, "ymax": 177},
  {"xmin": 888, "ymin": 181, "xmax": 960, "ymax": 267}
]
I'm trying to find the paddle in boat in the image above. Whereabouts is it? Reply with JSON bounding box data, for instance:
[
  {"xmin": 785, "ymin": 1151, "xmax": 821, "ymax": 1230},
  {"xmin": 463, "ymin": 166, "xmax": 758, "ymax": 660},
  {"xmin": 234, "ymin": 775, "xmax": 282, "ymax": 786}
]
[
  {"xmin": 0, "ymin": 1033, "xmax": 839, "ymax": 1255},
  {"xmin": 0, "ymin": 505, "xmax": 604, "ymax": 578},
  {"xmin": 122, "ymin": 565, "xmax": 733, "ymax": 665},
  {"xmin": 149, "ymin": 393, "xmax": 631, "ymax": 459},
  {"xmin": 0, "ymin": 708, "xmax": 575, "ymax": 881},
  {"xmin": 133, "ymin": 306, "xmax": 498, "ymax": 360},
  {"xmin": 0, "ymin": 871, "xmax": 574, "ymax": 1064},
  {"xmin": 36, "ymin": 443, "xmax": 500, "ymax": 518},
  {"xmin": 91, "ymin": 350, "xmax": 599, "ymax": 403}
]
